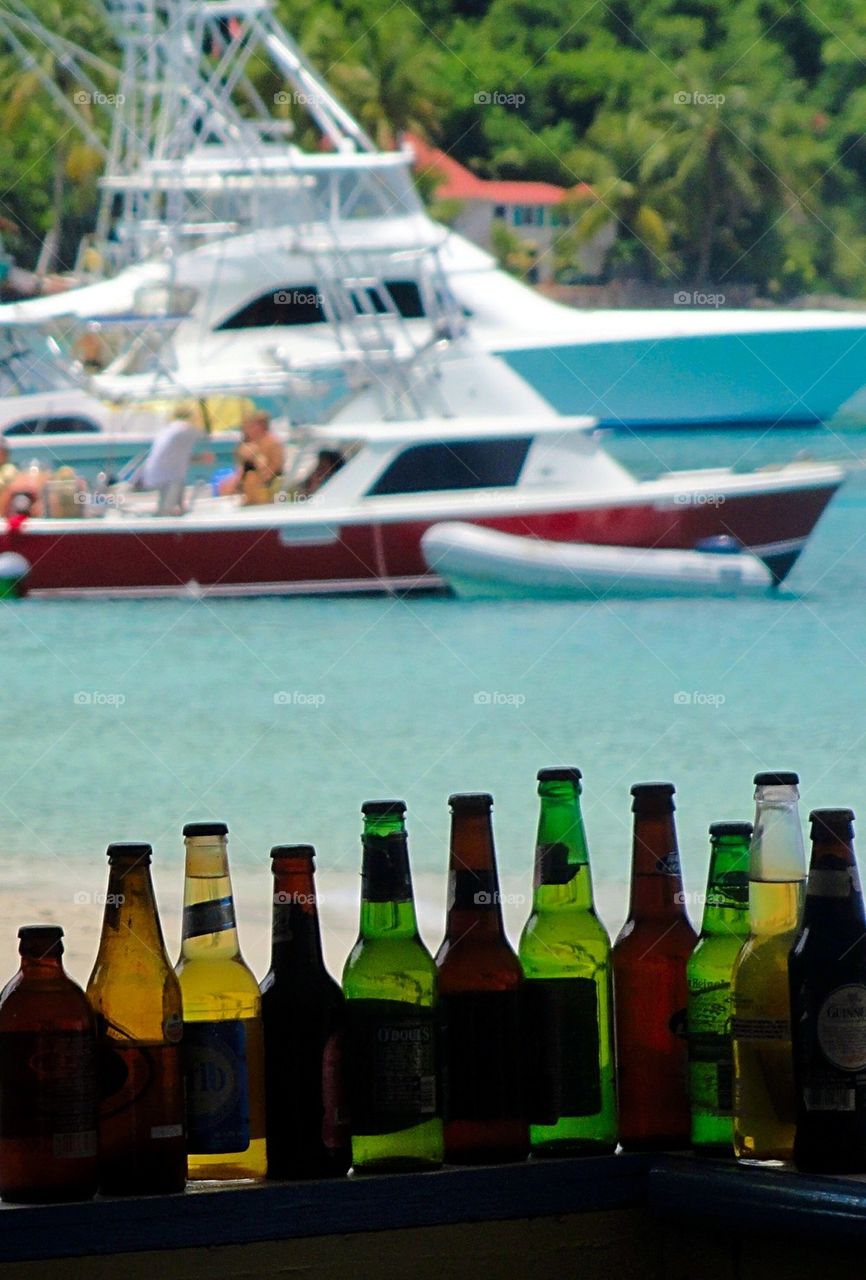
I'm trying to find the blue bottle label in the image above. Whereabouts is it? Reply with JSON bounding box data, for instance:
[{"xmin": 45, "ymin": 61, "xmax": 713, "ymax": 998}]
[{"xmin": 183, "ymin": 1020, "xmax": 250, "ymax": 1154}]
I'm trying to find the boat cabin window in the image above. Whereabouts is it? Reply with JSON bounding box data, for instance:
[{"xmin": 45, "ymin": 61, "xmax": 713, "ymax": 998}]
[
  {"xmin": 216, "ymin": 280, "xmax": 425, "ymax": 329},
  {"xmin": 4, "ymin": 417, "xmax": 100, "ymax": 436},
  {"xmin": 368, "ymin": 438, "xmax": 532, "ymax": 496}
]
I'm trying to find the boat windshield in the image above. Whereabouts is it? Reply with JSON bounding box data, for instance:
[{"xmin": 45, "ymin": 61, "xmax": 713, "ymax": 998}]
[
  {"xmin": 367, "ymin": 438, "xmax": 533, "ymax": 496},
  {"xmin": 0, "ymin": 327, "xmax": 80, "ymax": 397}
]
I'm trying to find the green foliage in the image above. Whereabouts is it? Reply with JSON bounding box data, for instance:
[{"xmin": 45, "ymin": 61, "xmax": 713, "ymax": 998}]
[{"xmin": 3, "ymin": 0, "xmax": 866, "ymax": 295}]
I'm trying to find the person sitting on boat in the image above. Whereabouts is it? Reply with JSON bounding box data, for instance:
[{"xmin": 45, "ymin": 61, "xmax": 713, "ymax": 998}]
[
  {"xmin": 0, "ymin": 456, "xmax": 47, "ymax": 519},
  {"xmin": 231, "ymin": 410, "xmax": 285, "ymax": 505},
  {"xmin": 299, "ymin": 449, "xmax": 345, "ymax": 497},
  {"xmin": 139, "ymin": 404, "xmax": 214, "ymax": 516}
]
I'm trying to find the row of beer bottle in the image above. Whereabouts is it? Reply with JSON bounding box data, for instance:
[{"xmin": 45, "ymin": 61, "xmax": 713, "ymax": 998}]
[
  {"xmin": 2, "ymin": 766, "xmax": 853, "ymax": 1202},
  {"xmin": 0, "ymin": 772, "xmax": 616, "ymax": 1201}
]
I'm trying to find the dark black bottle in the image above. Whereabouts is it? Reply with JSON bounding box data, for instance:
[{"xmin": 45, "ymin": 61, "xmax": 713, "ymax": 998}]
[
  {"xmin": 789, "ymin": 809, "xmax": 866, "ymax": 1173},
  {"xmin": 260, "ymin": 845, "xmax": 350, "ymax": 1178}
]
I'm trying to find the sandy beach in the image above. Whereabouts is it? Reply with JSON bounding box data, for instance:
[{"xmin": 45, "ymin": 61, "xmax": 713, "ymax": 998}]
[{"xmin": 0, "ymin": 865, "xmax": 632, "ymax": 989}]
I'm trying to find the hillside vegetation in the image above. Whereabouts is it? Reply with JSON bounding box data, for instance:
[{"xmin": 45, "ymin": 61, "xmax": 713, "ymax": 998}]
[{"xmin": 2, "ymin": 0, "xmax": 866, "ymax": 296}]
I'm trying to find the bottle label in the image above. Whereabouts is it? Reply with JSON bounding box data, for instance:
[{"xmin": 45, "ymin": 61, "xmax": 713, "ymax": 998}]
[
  {"xmin": 731, "ymin": 1016, "xmax": 790, "ymax": 1042},
  {"xmin": 440, "ymin": 988, "xmax": 524, "ymax": 1121},
  {"xmin": 182, "ymin": 897, "xmax": 236, "ymax": 938},
  {"xmin": 321, "ymin": 1029, "xmax": 350, "ymax": 1151},
  {"xmin": 183, "ymin": 1020, "xmax": 251, "ymax": 1153},
  {"xmin": 524, "ymin": 978, "xmax": 601, "ymax": 1122},
  {"xmin": 346, "ymin": 1000, "xmax": 437, "ymax": 1135},
  {"xmin": 689, "ymin": 1032, "xmax": 733, "ymax": 1115},
  {"xmin": 537, "ymin": 844, "xmax": 579, "ymax": 886},
  {"xmin": 451, "ymin": 869, "xmax": 498, "ymax": 909},
  {"xmin": 807, "ymin": 868, "xmax": 862, "ymax": 898},
  {"xmin": 97, "ymin": 1038, "xmax": 185, "ymax": 1133},
  {"xmin": 817, "ymin": 985, "xmax": 866, "ymax": 1070},
  {"xmin": 655, "ymin": 852, "xmax": 682, "ymax": 876},
  {"xmin": 0, "ymin": 1030, "xmax": 97, "ymax": 1153}
]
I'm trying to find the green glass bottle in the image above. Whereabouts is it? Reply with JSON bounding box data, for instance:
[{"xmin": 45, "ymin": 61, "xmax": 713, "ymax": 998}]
[
  {"xmin": 687, "ymin": 822, "xmax": 751, "ymax": 1153},
  {"xmin": 518, "ymin": 768, "xmax": 616, "ymax": 1155},
  {"xmin": 342, "ymin": 802, "xmax": 443, "ymax": 1172}
]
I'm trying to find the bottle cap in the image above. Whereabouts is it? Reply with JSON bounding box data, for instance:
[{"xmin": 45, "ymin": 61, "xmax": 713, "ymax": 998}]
[
  {"xmin": 106, "ymin": 841, "xmax": 152, "ymax": 861},
  {"xmin": 270, "ymin": 844, "xmax": 315, "ymax": 860},
  {"xmin": 183, "ymin": 822, "xmax": 228, "ymax": 838},
  {"xmin": 449, "ymin": 792, "xmax": 494, "ymax": 811},
  {"xmin": 754, "ymin": 771, "xmax": 799, "ymax": 787},
  {"xmin": 361, "ymin": 801, "xmax": 406, "ymax": 817},
  {"xmin": 809, "ymin": 808, "xmax": 855, "ymax": 840},
  {"xmin": 537, "ymin": 767, "xmax": 582, "ymax": 785},
  {"xmin": 630, "ymin": 782, "xmax": 675, "ymax": 812},
  {"xmin": 709, "ymin": 822, "xmax": 753, "ymax": 839},
  {"xmin": 18, "ymin": 925, "xmax": 63, "ymax": 955}
]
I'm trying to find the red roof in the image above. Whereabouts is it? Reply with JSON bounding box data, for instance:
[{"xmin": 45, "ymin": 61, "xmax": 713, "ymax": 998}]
[{"xmin": 406, "ymin": 133, "xmax": 590, "ymax": 205}]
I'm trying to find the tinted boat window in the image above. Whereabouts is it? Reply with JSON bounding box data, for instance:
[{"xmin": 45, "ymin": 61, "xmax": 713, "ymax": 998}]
[
  {"xmin": 369, "ymin": 438, "xmax": 532, "ymax": 495},
  {"xmin": 4, "ymin": 417, "xmax": 100, "ymax": 436},
  {"xmin": 217, "ymin": 287, "xmax": 326, "ymax": 329},
  {"xmin": 217, "ymin": 280, "xmax": 425, "ymax": 330}
]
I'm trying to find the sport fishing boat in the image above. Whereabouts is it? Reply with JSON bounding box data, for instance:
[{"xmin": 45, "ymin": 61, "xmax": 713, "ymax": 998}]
[
  {"xmin": 0, "ymin": 414, "xmax": 843, "ymax": 598},
  {"xmin": 0, "ymin": 321, "xmax": 173, "ymax": 473},
  {"xmin": 3, "ymin": 0, "xmax": 866, "ymax": 431}
]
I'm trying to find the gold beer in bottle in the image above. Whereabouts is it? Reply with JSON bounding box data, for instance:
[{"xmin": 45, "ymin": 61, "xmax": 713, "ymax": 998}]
[
  {"xmin": 732, "ymin": 773, "xmax": 806, "ymax": 1160},
  {"xmin": 87, "ymin": 842, "xmax": 185, "ymax": 1194},
  {"xmin": 176, "ymin": 822, "xmax": 266, "ymax": 1180}
]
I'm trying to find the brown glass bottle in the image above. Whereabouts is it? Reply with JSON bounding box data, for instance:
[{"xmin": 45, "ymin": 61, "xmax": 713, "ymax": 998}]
[
  {"xmin": 87, "ymin": 843, "xmax": 186, "ymax": 1195},
  {"xmin": 790, "ymin": 809, "xmax": 866, "ymax": 1173},
  {"xmin": 261, "ymin": 845, "xmax": 350, "ymax": 1179},
  {"xmin": 0, "ymin": 926, "xmax": 98, "ymax": 1202},
  {"xmin": 612, "ymin": 783, "xmax": 697, "ymax": 1149},
  {"xmin": 435, "ymin": 793, "xmax": 529, "ymax": 1164}
]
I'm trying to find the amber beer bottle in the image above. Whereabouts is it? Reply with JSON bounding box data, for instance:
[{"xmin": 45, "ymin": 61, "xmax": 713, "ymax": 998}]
[
  {"xmin": 732, "ymin": 772, "xmax": 806, "ymax": 1161},
  {"xmin": 0, "ymin": 926, "xmax": 98, "ymax": 1202},
  {"xmin": 789, "ymin": 809, "xmax": 866, "ymax": 1173},
  {"xmin": 261, "ymin": 845, "xmax": 350, "ymax": 1178},
  {"xmin": 436, "ymin": 793, "xmax": 529, "ymax": 1163},
  {"xmin": 177, "ymin": 822, "xmax": 267, "ymax": 1179},
  {"xmin": 612, "ymin": 783, "xmax": 697, "ymax": 1149},
  {"xmin": 87, "ymin": 843, "xmax": 186, "ymax": 1194}
]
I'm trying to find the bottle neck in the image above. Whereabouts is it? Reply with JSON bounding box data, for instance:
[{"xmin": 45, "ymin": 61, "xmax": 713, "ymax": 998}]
[
  {"xmin": 802, "ymin": 837, "xmax": 866, "ymax": 927},
  {"xmin": 445, "ymin": 807, "xmax": 506, "ymax": 940},
  {"xmin": 628, "ymin": 808, "xmax": 687, "ymax": 920},
  {"xmin": 532, "ymin": 783, "xmax": 594, "ymax": 912},
  {"xmin": 270, "ymin": 860, "xmax": 326, "ymax": 970},
  {"xmin": 751, "ymin": 788, "xmax": 806, "ymax": 883},
  {"xmin": 19, "ymin": 951, "xmax": 66, "ymax": 981},
  {"xmin": 180, "ymin": 836, "xmax": 240, "ymax": 960},
  {"xmin": 359, "ymin": 834, "xmax": 419, "ymax": 940},
  {"xmin": 700, "ymin": 836, "xmax": 750, "ymax": 935},
  {"xmin": 98, "ymin": 857, "xmax": 167, "ymax": 954}
]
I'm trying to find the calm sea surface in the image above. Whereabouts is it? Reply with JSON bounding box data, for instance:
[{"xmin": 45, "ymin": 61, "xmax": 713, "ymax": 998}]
[{"xmin": 2, "ymin": 425, "xmax": 865, "ymax": 974}]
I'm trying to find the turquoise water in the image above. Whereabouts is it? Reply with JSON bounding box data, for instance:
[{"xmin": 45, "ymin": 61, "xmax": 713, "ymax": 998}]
[{"xmin": 2, "ymin": 425, "xmax": 866, "ymax": 971}]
